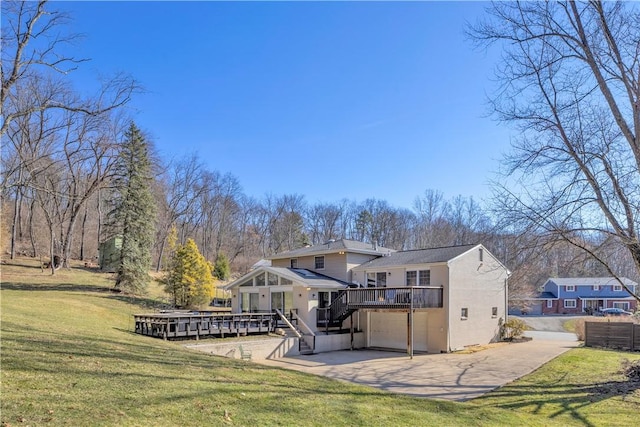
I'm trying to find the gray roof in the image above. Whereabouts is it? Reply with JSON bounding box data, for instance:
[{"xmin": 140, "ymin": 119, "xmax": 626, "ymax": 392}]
[
  {"xmin": 531, "ymin": 291, "xmax": 558, "ymax": 300},
  {"xmin": 354, "ymin": 244, "xmax": 480, "ymax": 269},
  {"xmin": 224, "ymin": 266, "xmax": 349, "ymax": 290},
  {"xmin": 546, "ymin": 277, "xmax": 638, "ymax": 288},
  {"xmin": 267, "ymin": 238, "xmax": 395, "ymax": 260}
]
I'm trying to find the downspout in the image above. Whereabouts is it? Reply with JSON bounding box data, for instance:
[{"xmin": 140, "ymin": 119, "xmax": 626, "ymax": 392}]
[
  {"xmin": 446, "ymin": 264, "xmax": 451, "ymax": 352},
  {"xmin": 505, "ymin": 276, "xmax": 509, "ymax": 322}
]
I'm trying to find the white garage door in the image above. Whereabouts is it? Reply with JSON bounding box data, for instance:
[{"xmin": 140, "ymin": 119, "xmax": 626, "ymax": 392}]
[{"xmin": 369, "ymin": 312, "xmax": 428, "ymax": 352}]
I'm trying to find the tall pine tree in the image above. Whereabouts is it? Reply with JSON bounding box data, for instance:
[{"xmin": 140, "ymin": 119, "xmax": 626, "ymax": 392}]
[{"xmin": 111, "ymin": 122, "xmax": 157, "ymax": 294}]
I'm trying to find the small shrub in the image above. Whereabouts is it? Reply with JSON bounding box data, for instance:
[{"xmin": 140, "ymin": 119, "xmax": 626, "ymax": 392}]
[
  {"xmin": 573, "ymin": 318, "xmax": 587, "ymax": 341},
  {"xmin": 620, "ymin": 359, "xmax": 640, "ymax": 382},
  {"xmin": 502, "ymin": 318, "xmax": 527, "ymax": 341}
]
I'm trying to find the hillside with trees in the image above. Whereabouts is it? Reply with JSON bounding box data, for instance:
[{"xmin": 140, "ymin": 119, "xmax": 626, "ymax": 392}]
[{"xmin": 2, "ymin": 0, "xmax": 639, "ymax": 304}]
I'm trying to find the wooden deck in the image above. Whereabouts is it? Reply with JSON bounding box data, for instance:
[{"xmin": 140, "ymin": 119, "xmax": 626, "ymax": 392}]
[{"xmin": 134, "ymin": 311, "xmax": 276, "ymax": 340}]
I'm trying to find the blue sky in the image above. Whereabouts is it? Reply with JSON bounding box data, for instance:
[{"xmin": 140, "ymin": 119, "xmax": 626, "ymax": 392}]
[{"xmin": 54, "ymin": 1, "xmax": 511, "ymax": 209}]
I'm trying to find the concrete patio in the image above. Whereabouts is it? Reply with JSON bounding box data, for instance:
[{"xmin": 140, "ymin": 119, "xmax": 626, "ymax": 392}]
[{"xmin": 256, "ymin": 335, "xmax": 579, "ymax": 401}]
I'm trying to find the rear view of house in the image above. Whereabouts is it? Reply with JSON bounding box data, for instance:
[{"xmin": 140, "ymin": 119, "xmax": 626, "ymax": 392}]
[{"xmin": 224, "ymin": 239, "xmax": 509, "ymax": 355}]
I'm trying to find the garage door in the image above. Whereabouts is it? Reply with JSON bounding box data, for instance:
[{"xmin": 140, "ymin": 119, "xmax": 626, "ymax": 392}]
[
  {"xmin": 369, "ymin": 312, "xmax": 428, "ymax": 352},
  {"xmin": 527, "ymin": 302, "xmax": 543, "ymax": 315}
]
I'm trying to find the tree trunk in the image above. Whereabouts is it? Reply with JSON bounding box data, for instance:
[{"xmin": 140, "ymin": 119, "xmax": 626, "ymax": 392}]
[
  {"xmin": 10, "ymin": 185, "xmax": 20, "ymax": 259},
  {"xmin": 80, "ymin": 203, "xmax": 88, "ymax": 261},
  {"xmin": 156, "ymin": 238, "xmax": 166, "ymax": 272},
  {"xmin": 28, "ymin": 198, "xmax": 37, "ymax": 257}
]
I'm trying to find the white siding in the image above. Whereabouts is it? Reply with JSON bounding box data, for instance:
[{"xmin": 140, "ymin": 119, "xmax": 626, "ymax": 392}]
[
  {"xmin": 368, "ymin": 312, "xmax": 422, "ymax": 351},
  {"xmin": 447, "ymin": 247, "xmax": 507, "ymax": 351}
]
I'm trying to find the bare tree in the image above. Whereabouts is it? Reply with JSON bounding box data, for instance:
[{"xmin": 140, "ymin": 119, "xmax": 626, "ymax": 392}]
[
  {"xmin": 470, "ymin": 1, "xmax": 640, "ymax": 301},
  {"xmin": 1, "ymin": 1, "xmax": 138, "ymax": 139}
]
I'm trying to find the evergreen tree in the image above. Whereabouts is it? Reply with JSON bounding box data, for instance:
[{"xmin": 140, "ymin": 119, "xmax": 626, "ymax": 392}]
[
  {"xmin": 165, "ymin": 239, "xmax": 215, "ymax": 308},
  {"xmin": 213, "ymin": 252, "xmax": 231, "ymax": 281},
  {"xmin": 111, "ymin": 122, "xmax": 157, "ymax": 294}
]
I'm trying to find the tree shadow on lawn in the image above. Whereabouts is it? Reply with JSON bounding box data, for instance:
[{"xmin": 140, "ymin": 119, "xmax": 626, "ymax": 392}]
[
  {"xmin": 2, "ymin": 325, "xmax": 393, "ymax": 402},
  {"xmin": 1, "ymin": 282, "xmax": 113, "ymax": 293},
  {"xmin": 1, "ymin": 283, "xmax": 169, "ymax": 310},
  {"xmin": 107, "ymin": 294, "xmax": 171, "ymax": 311},
  {"xmin": 473, "ymin": 377, "xmax": 640, "ymax": 427}
]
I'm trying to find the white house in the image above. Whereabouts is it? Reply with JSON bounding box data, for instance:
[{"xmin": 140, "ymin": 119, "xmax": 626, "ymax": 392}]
[{"xmin": 224, "ymin": 239, "xmax": 509, "ymax": 355}]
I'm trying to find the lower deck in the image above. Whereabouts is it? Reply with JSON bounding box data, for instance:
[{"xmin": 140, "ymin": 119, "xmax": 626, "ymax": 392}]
[{"xmin": 134, "ymin": 312, "xmax": 276, "ymax": 340}]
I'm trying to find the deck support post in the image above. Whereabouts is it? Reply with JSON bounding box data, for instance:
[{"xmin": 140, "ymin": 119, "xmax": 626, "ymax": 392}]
[
  {"xmin": 350, "ymin": 313, "xmax": 354, "ymax": 350},
  {"xmin": 407, "ymin": 292, "xmax": 414, "ymax": 359}
]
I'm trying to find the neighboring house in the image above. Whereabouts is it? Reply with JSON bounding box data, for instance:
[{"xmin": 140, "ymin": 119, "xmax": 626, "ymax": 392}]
[
  {"xmin": 534, "ymin": 277, "xmax": 638, "ymax": 315},
  {"xmin": 224, "ymin": 239, "xmax": 509, "ymax": 354},
  {"xmin": 98, "ymin": 236, "xmax": 122, "ymax": 272}
]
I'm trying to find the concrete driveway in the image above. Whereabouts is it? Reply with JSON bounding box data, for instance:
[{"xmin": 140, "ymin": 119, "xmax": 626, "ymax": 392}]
[{"xmin": 257, "ymin": 337, "xmax": 579, "ymax": 401}]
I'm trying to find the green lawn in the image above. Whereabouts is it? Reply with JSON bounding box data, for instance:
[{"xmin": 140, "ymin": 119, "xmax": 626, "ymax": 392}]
[
  {"xmin": 472, "ymin": 347, "xmax": 640, "ymax": 425},
  {"xmin": 2, "ymin": 258, "xmax": 639, "ymax": 426}
]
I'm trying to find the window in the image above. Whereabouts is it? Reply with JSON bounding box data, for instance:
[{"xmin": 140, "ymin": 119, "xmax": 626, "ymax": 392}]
[
  {"xmin": 564, "ymin": 299, "xmax": 577, "ymax": 308},
  {"xmin": 280, "ymin": 277, "xmax": 292, "ymax": 285},
  {"xmin": 613, "ymin": 302, "xmax": 630, "ymax": 310},
  {"xmin": 593, "ymin": 285, "xmax": 600, "ymax": 291},
  {"xmin": 492, "ymin": 307, "xmax": 498, "ymax": 317},
  {"xmin": 314, "ymin": 256, "xmax": 325, "ymax": 270},
  {"xmin": 239, "ymin": 278, "xmax": 253, "ymax": 287},
  {"xmin": 566, "ymin": 285, "xmax": 575, "ymax": 292},
  {"xmin": 406, "ymin": 271, "xmax": 417, "ymax": 286},
  {"xmin": 267, "ymin": 272, "xmax": 278, "ymax": 286},
  {"xmin": 461, "ymin": 308, "xmax": 468, "ymax": 319},
  {"xmin": 367, "ymin": 272, "xmax": 376, "ymax": 287},
  {"xmin": 613, "ymin": 284, "xmax": 623, "ymax": 292},
  {"xmin": 547, "ymin": 300, "xmax": 553, "ymax": 308},
  {"xmin": 318, "ymin": 291, "xmax": 339, "ymax": 308},
  {"xmin": 367, "ymin": 272, "xmax": 388, "ymax": 287},
  {"xmin": 255, "ymin": 273, "xmax": 265, "ymax": 286},
  {"xmin": 479, "ymin": 248, "xmax": 483, "ymax": 262},
  {"xmin": 418, "ymin": 270, "xmax": 431, "ymax": 286},
  {"xmin": 290, "ymin": 259, "xmax": 298, "ymax": 268},
  {"xmin": 376, "ymin": 272, "xmax": 387, "ymax": 287},
  {"xmin": 241, "ymin": 292, "xmax": 259, "ymax": 313}
]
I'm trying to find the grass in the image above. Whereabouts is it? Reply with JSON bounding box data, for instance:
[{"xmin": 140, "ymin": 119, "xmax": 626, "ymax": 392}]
[
  {"xmin": 2, "ymin": 257, "xmax": 639, "ymax": 426},
  {"xmin": 472, "ymin": 347, "xmax": 640, "ymax": 425}
]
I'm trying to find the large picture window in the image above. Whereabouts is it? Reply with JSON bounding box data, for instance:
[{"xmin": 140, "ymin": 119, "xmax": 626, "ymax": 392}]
[{"xmin": 564, "ymin": 299, "xmax": 577, "ymax": 308}]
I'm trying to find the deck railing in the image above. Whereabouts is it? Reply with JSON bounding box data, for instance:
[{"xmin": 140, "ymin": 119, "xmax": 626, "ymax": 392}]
[
  {"xmin": 134, "ymin": 311, "xmax": 276, "ymax": 340},
  {"xmin": 317, "ymin": 286, "xmax": 443, "ymax": 328},
  {"xmin": 347, "ymin": 286, "xmax": 443, "ymax": 309}
]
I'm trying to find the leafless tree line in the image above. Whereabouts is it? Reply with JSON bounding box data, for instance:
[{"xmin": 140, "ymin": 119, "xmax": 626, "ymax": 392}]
[{"xmin": 3, "ymin": 0, "xmax": 639, "ymax": 301}]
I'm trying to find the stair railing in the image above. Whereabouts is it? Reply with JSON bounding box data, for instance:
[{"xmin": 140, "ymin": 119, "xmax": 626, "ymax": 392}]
[
  {"xmin": 274, "ymin": 309, "xmax": 302, "ymax": 338},
  {"xmin": 290, "ymin": 311, "xmax": 316, "ymax": 353}
]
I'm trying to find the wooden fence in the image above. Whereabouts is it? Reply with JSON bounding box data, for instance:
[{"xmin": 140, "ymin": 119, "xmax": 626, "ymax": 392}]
[{"xmin": 584, "ymin": 321, "xmax": 640, "ymax": 351}]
